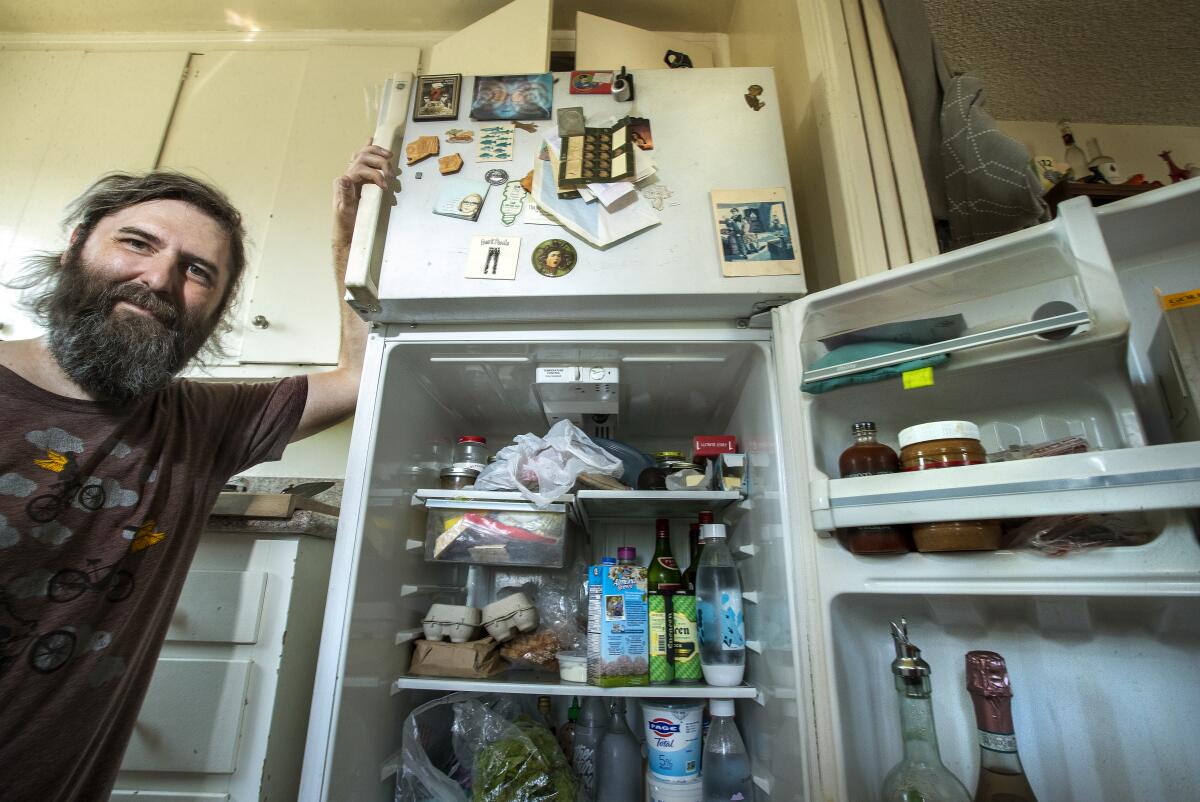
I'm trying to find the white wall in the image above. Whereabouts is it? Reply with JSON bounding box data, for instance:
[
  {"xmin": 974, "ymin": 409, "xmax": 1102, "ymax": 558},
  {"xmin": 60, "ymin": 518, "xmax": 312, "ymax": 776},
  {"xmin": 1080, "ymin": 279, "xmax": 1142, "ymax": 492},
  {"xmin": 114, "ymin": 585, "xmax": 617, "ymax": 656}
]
[{"xmin": 998, "ymin": 120, "xmax": 1200, "ymax": 185}]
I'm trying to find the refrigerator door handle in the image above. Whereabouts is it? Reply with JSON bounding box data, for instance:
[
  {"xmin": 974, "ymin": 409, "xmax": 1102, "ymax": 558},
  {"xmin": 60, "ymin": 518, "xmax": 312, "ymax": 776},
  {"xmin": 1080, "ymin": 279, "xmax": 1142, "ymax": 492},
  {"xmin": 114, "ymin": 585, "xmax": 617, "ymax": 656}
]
[{"xmin": 344, "ymin": 73, "xmax": 413, "ymax": 318}]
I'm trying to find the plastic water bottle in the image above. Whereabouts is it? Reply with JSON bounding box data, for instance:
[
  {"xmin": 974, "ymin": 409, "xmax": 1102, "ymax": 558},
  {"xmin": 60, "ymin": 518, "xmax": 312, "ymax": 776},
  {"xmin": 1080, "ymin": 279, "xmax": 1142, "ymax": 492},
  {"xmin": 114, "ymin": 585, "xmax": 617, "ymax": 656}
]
[
  {"xmin": 701, "ymin": 699, "xmax": 753, "ymax": 802},
  {"xmin": 595, "ymin": 698, "xmax": 642, "ymax": 802},
  {"xmin": 571, "ymin": 695, "xmax": 609, "ymax": 800},
  {"xmin": 695, "ymin": 514, "xmax": 746, "ymax": 686}
]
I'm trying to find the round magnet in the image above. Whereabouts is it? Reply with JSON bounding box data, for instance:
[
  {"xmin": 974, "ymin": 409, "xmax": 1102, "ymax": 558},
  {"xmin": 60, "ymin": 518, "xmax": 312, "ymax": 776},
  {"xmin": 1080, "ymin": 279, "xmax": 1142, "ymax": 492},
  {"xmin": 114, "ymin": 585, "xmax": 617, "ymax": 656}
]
[
  {"xmin": 532, "ymin": 239, "xmax": 577, "ymax": 278},
  {"xmin": 484, "ymin": 169, "xmax": 509, "ymax": 185}
]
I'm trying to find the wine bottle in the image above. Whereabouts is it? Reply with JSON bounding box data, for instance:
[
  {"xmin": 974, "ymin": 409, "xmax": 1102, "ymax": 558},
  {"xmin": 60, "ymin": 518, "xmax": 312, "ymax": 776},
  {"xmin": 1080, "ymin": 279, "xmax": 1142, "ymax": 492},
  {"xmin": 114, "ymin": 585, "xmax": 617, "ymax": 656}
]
[
  {"xmin": 681, "ymin": 521, "xmax": 701, "ymax": 592},
  {"xmin": 881, "ymin": 619, "xmax": 971, "ymax": 802},
  {"xmin": 965, "ymin": 651, "xmax": 1040, "ymax": 802},
  {"xmin": 648, "ymin": 518, "xmax": 683, "ymax": 592}
]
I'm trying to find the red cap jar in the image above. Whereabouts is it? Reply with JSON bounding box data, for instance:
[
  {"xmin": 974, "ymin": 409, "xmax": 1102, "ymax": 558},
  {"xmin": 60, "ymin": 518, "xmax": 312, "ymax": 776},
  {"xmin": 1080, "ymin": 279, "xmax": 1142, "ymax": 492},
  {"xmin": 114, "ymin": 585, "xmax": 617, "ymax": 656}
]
[{"xmin": 898, "ymin": 421, "xmax": 1001, "ymax": 552}]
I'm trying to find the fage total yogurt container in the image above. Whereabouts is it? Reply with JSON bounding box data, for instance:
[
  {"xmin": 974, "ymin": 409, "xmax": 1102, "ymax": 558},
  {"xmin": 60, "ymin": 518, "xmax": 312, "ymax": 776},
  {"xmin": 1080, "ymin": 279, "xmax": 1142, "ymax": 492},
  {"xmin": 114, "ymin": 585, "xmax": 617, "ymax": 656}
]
[{"xmin": 641, "ymin": 699, "xmax": 704, "ymax": 783}]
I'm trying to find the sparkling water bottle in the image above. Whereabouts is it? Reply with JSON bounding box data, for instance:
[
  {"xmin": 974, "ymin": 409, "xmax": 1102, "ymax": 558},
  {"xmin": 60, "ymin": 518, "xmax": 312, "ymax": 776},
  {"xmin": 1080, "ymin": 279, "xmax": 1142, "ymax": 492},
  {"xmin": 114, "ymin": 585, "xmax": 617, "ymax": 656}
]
[
  {"xmin": 595, "ymin": 698, "xmax": 642, "ymax": 802},
  {"xmin": 701, "ymin": 699, "xmax": 753, "ymax": 802},
  {"xmin": 695, "ymin": 514, "xmax": 746, "ymax": 686},
  {"xmin": 571, "ymin": 695, "xmax": 609, "ymax": 800}
]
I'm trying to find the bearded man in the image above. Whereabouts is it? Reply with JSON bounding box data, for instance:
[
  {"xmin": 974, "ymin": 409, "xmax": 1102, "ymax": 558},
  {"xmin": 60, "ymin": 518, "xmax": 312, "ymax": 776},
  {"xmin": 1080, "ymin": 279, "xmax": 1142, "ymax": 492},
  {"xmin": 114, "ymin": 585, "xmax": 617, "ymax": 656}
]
[{"xmin": 0, "ymin": 141, "xmax": 392, "ymax": 799}]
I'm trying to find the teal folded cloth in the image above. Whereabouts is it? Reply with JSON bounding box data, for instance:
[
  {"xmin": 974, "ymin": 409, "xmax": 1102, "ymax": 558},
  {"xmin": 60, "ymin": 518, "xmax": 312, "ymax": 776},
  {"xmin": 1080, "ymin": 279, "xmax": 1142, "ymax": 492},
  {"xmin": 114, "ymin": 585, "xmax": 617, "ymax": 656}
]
[{"xmin": 801, "ymin": 341, "xmax": 949, "ymax": 394}]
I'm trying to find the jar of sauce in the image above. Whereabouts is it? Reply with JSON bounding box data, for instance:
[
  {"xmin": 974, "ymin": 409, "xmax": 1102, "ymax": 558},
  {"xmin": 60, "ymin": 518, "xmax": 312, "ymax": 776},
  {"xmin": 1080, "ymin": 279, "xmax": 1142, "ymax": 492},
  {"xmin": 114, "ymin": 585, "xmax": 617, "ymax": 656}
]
[
  {"xmin": 898, "ymin": 420, "xmax": 1001, "ymax": 552},
  {"xmin": 836, "ymin": 422, "xmax": 911, "ymax": 554},
  {"xmin": 439, "ymin": 468, "xmax": 477, "ymax": 491}
]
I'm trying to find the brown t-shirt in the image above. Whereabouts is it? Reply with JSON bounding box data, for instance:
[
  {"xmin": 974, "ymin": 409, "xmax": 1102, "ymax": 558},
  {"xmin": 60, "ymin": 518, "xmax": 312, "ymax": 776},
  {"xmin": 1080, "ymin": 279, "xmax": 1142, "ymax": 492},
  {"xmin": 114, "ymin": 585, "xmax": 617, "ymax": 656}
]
[{"xmin": 0, "ymin": 365, "xmax": 308, "ymax": 800}]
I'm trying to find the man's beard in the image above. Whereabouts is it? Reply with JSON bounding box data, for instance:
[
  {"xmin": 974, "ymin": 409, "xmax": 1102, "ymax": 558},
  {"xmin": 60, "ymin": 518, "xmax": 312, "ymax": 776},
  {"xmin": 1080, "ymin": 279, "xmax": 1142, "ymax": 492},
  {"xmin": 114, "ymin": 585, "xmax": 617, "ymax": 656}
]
[{"xmin": 45, "ymin": 251, "xmax": 216, "ymax": 407}]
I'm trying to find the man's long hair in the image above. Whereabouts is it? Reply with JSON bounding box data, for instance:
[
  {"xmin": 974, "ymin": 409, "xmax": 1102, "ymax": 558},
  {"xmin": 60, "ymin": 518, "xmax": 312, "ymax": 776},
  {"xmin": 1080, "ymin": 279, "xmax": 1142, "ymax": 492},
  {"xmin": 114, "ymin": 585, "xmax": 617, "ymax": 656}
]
[{"xmin": 9, "ymin": 171, "xmax": 249, "ymax": 359}]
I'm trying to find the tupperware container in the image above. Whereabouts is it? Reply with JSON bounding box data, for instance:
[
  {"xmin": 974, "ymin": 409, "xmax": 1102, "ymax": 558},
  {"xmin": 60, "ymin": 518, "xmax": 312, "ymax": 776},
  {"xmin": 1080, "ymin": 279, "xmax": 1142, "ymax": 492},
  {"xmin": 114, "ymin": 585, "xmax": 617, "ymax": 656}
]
[
  {"xmin": 480, "ymin": 593, "xmax": 539, "ymax": 643},
  {"xmin": 424, "ymin": 499, "xmax": 567, "ymax": 567},
  {"xmin": 421, "ymin": 603, "xmax": 482, "ymax": 643},
  {"xmin": 557, "ymin": 650, "xmax": 587, "ymax": 683}
]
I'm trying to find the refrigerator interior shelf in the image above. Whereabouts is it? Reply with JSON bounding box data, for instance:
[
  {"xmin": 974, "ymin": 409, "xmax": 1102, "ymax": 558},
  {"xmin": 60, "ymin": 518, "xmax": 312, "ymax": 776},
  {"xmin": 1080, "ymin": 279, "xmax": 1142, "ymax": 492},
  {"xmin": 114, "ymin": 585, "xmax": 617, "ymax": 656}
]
[
  {"xmin": 412, "ymin": 489, "xmax": 576, "ymax": 507},
  {"xmin": 811, "ymin": 442, "xmax": 1200, "ymax": 530},
  {"xmin": 801, "ymin": 310, "xmax": 1092, "ymax": 384},
  {"xmin": 574, "ymin": 489, "xmax": 742, "ymax": 521},
  {"xmin": 390, "ymin": 675, "xmax": 758, "ymax": 699}
]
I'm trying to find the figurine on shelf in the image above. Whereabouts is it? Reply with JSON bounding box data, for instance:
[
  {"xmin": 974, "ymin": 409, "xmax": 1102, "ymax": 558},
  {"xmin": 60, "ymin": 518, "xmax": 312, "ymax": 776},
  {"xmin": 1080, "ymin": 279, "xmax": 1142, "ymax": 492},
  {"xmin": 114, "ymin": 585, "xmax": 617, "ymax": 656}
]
[{"xmin": 1159, "ymin": 150, "xmax": 1191, "ymax": 183}]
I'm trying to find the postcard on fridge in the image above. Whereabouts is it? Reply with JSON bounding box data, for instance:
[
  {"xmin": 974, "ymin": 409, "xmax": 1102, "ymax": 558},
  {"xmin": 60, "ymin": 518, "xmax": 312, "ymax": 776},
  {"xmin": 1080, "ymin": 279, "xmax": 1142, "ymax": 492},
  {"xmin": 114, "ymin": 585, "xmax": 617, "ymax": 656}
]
[{"xmin": 465, "ymin": 235, "xmax": 521, "ymax": 280}]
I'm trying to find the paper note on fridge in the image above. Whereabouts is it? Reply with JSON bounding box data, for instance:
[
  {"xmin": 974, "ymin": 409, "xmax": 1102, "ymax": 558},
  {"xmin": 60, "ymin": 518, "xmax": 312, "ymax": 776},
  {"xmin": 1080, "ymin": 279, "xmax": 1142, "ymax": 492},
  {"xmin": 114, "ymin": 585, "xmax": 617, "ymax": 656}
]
[{"xmin": 532, "ymin": 150, "xmax": 659, "ymax": 248}]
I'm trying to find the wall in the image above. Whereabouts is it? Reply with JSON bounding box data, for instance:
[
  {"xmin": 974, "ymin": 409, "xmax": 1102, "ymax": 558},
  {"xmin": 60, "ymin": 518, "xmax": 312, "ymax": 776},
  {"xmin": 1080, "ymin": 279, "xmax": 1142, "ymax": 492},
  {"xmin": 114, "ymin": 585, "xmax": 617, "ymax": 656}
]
[
  {"xmin": 728, "ymin": 0, "xmax": 842, "ymax": 292},
  {"xmin": 998, "ymin": 120, "xmax": 1200, "ymax": 185}
]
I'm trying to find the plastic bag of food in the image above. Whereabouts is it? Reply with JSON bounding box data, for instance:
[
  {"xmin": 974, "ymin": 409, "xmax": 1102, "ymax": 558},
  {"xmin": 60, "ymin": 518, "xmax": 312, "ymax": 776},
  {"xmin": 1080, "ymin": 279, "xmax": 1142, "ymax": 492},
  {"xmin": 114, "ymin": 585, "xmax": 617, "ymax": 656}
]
[
  {"xmin": 397, "ymin": 693, "xmax": 577, "ymax": 802},
  {"xmin": 1003, "ymin": 512, "xmax": 1154, "ymax": 556},
  {"xmin": 474, "ymin": 419, "xmax": 624, "ymax": 507},
  {"xmin": 500, "ymin": 628, "xmax": 561, "ymax": 671}
]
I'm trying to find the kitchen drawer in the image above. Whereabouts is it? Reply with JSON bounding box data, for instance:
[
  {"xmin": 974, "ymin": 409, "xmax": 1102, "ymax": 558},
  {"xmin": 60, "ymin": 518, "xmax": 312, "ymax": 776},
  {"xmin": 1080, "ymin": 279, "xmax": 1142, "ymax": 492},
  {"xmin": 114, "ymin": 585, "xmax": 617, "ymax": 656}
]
[
  {"xmin": 167, "ymin": 570, "xmax": 267, "ymax": 644},
  {"xmin": 120, "ymin": 658, "xmax": 252, "ymax": 774}
]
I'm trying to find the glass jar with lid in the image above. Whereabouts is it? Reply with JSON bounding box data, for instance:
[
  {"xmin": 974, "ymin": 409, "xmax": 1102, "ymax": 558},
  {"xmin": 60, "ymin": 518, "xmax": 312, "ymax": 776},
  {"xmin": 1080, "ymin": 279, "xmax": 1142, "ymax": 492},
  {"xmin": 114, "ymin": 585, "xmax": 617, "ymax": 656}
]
[
  {"xmin": 837, "ymin": 421, "xmax": 911, "ymax": 554},
  {"xmin": 637, "ymin": 450, "xmax": 698, "ymax": 490},
  {"xmin": 898, "ymin": 421, "xmax": 1001, "ymax": 552},
  {"xmin": 451, "ymin": 435, "xmax": 490, "ymax": 475}
]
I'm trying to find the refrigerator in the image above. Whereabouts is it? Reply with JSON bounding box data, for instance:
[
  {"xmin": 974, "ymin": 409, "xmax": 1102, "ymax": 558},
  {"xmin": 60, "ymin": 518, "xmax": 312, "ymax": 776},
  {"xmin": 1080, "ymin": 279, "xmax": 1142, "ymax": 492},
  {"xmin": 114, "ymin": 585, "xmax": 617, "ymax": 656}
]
[{"xmin": 300, "ymin": 68, "xmax": 1200, "ymax": 802}]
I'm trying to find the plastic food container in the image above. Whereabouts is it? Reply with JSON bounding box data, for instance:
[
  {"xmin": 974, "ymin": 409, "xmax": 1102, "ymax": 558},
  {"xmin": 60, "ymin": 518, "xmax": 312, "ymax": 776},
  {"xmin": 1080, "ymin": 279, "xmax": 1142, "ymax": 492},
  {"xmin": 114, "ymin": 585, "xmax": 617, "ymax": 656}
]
[
  {"xmin": 898, "ymin": 420, "xmax": 1001, "ymax": 552},
  {"xmin": 481, "ymin": 593, "xmax": 539, "ymax": 643},
  {"xmin": 451, "ymin": 435, "xmax": 490, "ymax": 474},
  {"xmin": 421, "ymin": 603, "xmax": 482, "ymax": 643},
  {"xmin": 424, "ymin": 499, "xmax": 567, "ymax": 567},
  {"xmin": 439, "ymin": 468, "xmax": 477, "ymax": 490},
  {"xmin": 557, "ymin": 650, "xmax": 586, "ymax": 683}
]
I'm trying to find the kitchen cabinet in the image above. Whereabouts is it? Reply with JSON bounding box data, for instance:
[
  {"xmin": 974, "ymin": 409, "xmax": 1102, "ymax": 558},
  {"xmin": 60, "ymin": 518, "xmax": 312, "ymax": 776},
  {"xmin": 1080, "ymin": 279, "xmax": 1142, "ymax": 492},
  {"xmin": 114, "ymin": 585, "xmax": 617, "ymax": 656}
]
[
  {"xmin": 0, "ymin": 49, "xmax": 187, "ymax": 341},
  {"xmin": 111, "ymin": 523, "xmax": 334, "ymax": 801}
]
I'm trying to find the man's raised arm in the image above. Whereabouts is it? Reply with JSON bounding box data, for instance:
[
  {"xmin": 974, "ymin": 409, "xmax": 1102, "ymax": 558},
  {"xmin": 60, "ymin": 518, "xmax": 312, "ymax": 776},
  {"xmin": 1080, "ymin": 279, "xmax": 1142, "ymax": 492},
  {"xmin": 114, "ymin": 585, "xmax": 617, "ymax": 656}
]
[{"xmin": 292, "ymin": 141, "xmax": 393, "ymax": 442}]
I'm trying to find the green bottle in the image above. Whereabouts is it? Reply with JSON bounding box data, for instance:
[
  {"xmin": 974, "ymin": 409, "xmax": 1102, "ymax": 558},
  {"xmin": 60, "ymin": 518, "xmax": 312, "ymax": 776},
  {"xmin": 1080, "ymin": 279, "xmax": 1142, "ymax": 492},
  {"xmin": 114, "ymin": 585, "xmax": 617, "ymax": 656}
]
[
  {"xmin": 681, "ymin": 522, "xmax": 702, "ymax": 592},
  {"xmin": 647, "ymin": 518, "xmax": 683, "ymax": 592}
]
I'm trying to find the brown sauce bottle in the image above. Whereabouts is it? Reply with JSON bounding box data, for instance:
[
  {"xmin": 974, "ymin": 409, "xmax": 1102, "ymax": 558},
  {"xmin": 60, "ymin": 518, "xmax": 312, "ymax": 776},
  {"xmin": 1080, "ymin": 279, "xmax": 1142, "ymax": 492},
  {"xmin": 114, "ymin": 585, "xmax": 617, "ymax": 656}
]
[{"xmin": 836, "ymin": 421, "xmax": 912, "ymax": 554}]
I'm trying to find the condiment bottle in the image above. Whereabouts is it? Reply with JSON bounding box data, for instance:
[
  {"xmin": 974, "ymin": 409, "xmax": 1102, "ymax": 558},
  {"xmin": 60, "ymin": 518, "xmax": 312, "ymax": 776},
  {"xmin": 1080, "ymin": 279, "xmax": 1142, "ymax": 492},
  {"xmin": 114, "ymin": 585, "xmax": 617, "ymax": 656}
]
[
  {"xmin": 836, "ymin": 421, "xmax": 911, "ymax": 554},
  {"xmin": 898, "ymin": 421, "xmax": 1001, "ymax": 552}
]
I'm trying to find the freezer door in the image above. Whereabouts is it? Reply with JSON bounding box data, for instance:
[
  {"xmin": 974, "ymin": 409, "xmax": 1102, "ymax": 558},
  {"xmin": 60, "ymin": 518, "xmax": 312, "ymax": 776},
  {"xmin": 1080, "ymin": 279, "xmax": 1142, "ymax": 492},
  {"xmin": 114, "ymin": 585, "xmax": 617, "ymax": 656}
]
[{"xmin": 370, "ymin": 67, "xmax": 807, "ymax": 325}]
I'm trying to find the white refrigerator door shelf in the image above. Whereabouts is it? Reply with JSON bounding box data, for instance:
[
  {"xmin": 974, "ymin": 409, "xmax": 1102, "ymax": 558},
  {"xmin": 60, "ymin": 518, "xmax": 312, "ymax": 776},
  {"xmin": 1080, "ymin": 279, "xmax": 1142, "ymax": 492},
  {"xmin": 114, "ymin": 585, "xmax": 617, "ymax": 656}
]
[{"xmin": 812, "ymin": 441, "xmax": 1200, "ymax": 529}]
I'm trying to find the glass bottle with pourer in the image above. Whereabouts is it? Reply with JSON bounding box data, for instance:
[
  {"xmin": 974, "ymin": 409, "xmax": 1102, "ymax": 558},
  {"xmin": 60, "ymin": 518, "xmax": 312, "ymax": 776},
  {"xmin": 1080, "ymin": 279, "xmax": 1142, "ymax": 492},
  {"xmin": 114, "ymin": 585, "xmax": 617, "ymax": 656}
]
[{"xmin": 881, "ymin": 619, "xmax": 971, "ymax": 802}]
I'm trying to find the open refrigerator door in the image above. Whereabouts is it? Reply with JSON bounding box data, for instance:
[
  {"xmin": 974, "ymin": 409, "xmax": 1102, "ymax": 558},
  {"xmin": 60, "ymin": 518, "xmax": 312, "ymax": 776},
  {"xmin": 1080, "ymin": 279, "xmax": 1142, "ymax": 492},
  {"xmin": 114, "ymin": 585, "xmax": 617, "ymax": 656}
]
[{"xmin": 771, "ymin": 191, "xmax": 1200, "ymax": 801}]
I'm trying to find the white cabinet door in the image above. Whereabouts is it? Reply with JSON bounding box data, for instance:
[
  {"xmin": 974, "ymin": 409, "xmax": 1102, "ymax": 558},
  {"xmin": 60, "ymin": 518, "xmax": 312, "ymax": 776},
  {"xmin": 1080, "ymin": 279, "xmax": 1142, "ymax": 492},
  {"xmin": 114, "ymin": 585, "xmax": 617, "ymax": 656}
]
[
  {"xmin": 238, "ymin": 45, "xmax": 419, "ymax": 365},
  {"xmin": 426, "ymin": 0, "xmax": 551, "ymax": 75},
  {"xmin": 162, "ymin": 46, "xmax": 418, "ymax": 368},
  {"xmin": 0, "ymin": 50, "xmax": 186, "ymax": 341},
  {"xmin": 157, "ymin": 50, "xmax": 311, "ymax": 365}
]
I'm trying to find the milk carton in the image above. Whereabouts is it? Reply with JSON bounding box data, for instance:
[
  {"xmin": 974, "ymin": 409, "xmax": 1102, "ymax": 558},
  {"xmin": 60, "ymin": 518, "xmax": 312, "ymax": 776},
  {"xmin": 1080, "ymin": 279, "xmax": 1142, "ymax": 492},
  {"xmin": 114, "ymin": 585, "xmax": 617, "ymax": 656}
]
[{"xmin": 587, "ymin": 558, "xmax": 649, "ymax": 687}]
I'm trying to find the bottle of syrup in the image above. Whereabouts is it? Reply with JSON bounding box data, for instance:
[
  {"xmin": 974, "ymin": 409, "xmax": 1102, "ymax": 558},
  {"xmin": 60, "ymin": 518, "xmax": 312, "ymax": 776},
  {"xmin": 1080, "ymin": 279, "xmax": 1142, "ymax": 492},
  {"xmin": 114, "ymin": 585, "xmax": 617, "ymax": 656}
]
[{"xmin": 837, "ymin": 421, "xmax": 911, "ymax": 554}]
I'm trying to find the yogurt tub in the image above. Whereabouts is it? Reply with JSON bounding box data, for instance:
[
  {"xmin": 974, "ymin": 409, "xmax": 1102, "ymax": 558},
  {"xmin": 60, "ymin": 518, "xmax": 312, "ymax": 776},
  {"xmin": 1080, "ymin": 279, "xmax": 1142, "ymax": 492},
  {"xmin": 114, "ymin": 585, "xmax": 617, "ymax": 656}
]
[
  {"xmin": 557, "ymin": 650, "xmax": 586, "ymax": 683},
  {"xmin": 646, "ymin": 771, "xmax": 702, "ymax": 801},
  {"xmin": 641, "ymin": 699, "xmax": 704, "ymax": 784}
]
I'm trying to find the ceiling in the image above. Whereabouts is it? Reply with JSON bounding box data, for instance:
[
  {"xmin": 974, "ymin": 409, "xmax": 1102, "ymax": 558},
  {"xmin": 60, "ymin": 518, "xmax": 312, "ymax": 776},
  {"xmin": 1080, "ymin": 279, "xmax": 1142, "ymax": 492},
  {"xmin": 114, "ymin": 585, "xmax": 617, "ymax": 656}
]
[
  {"xmin": 0, "ymin": 0, "xmax": 735, "ymax": 36},
  {"xmin": 924, "ymin": 0, "xmax": 1200, "ymax": 126}
]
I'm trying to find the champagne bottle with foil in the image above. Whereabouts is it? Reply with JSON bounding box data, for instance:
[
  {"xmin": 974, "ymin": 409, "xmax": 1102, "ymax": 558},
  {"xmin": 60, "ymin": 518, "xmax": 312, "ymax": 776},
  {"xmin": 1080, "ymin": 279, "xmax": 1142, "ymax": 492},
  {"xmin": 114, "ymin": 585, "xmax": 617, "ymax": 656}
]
[
  {"xmin": 965, "ymin": 651, "xmax": 1039, "ymax": 802},
  {"xmin": 881, "ymin": 619, "xmax": 971, "ymax": 802}
]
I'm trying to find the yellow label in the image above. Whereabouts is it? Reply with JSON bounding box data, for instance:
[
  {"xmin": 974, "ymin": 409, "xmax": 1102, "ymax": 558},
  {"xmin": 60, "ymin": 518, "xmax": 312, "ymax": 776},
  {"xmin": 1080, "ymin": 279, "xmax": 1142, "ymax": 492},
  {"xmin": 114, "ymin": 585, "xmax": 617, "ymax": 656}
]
[
  {"xmin": 902, "ymin": 366, "xmax": 935, "ymax": 389},
  {"xmin": 1159, "ymin": 288, "xmax": 1200, "ymax": 311}
]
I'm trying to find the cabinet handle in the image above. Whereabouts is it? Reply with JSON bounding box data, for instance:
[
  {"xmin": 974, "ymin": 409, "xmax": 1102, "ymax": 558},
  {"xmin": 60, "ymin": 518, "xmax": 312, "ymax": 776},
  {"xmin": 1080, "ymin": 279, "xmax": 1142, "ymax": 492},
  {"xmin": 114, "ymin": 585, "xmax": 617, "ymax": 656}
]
[{"xmin": 251, "ymin": 315, "xmax": 270, "ymax": 329}]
